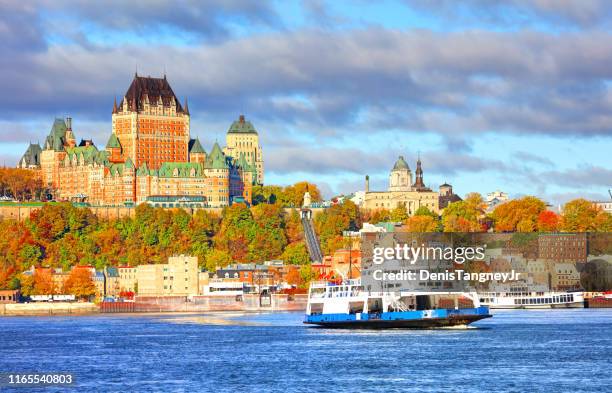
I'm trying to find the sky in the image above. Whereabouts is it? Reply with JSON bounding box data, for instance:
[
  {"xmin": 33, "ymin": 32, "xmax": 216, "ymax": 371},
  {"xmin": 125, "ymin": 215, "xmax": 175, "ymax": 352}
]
[{"xmin": 1, "ymin": 0, "xmax": 611, "ymax": 206}]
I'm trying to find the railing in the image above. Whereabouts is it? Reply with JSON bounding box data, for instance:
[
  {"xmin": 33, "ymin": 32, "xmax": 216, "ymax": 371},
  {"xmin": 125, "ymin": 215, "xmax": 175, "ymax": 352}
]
[{"xmin": 302, "ymin": 216, "xmax": 323, "ymax": 262}]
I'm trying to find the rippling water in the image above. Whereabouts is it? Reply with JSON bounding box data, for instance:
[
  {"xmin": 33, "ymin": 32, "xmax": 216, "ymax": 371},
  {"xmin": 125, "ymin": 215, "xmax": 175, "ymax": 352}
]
[{"xmin": 1, "ymin": 309, "xmax": 611, "ymax": 392}]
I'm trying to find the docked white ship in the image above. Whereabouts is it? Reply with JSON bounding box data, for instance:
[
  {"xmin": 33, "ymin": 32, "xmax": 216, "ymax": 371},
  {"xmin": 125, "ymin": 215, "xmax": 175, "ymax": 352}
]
[{"xmin": 479, "ymin": 284, "xmax": 584, "ymax": 309}]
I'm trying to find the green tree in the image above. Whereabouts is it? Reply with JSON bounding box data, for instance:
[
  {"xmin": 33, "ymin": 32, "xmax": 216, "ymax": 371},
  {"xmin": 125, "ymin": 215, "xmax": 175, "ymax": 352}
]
[
  {"xmin": 281, "ymin": 242, "xmax": 311, "ymax": 265},
  {"xmin": 390, "ymin": 203, "xmax": 409, "ymax": 222},
  {"xmin": 204, "ymin": 249, "xmax": 233, "ymax": 272}
]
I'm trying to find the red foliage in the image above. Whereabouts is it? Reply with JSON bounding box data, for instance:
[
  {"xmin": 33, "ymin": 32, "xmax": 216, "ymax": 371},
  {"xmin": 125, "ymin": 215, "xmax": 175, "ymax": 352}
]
[{"xmin": 537, "ymin": 210, "xmax": 560, "ymax": 232}]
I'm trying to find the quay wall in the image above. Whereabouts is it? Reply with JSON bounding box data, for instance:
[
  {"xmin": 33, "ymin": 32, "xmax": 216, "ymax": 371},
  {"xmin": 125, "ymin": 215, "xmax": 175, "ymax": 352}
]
[
  {"xmin": 101, "ymin": 294, "xmax": 308, "ymax": 313},
  {"xmin": 0, "ymin": 302, "xmax": 98, "ymax": 316}
]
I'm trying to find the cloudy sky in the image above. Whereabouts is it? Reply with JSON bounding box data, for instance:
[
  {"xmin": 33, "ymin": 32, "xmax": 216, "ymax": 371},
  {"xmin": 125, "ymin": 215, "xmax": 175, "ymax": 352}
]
[{"xmin": 1, "ymin": 0, "xmax": 611, "ymax": 205}]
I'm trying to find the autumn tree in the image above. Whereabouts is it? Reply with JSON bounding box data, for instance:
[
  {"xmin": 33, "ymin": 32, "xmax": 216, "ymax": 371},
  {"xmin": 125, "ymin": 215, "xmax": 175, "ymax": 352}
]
[
  {"xmin": 404, "ymin": 215, "xmax": 440, "ymax": 232},
  {"xmin": 561, "ymin": 199, "xmax": 612, "ymax": 232},
  {"xmin": 33, "ymin": 269, "xmax": 56, "ymax": 295},
  {"xmin": 281, "ymin": 241, "xmax": 311, "ymax": 265},
  {"xmin": 63, "ymin": 267, "xmax": 96, "ymax": 300},
  {"xmin": 0, "ymin": 168, "xmax": 44, "ymax": 201},
  {"xmin": 362, "ymin": 208, "xmax": 391, "ymax": 224},
  {"xmin": 315, "ymin": 200, "xmax": 360, "ymax": 255},
  {"xmin": 389, "ymin": 203, "xmax": 409, "ymax": 222},
  {"xmin": 285, "ymin": 267, "xmax": 302, "ymax": 287},
  {"xmin": 491, "ymin": 196, "xmax": 546, "ymax": 232},
  {"xmin": 204, "ymin": 249, "xmax": 233, "ymax": 272},
  {"xmin": 537, "ymin": 210, "xmax": 560, "ymax": 232},
  {"xmin": 442, "ymin": 193, "xmax": 485, "ymax": 232},
  {"xmin": 299, "ymin": 264, "xmax": 316, "ymax": 289},
  {"xmin": 278, "ymin": 181, "xmax": 322, "ymax": 207},
  {"xmin": 252, "ymin": 185, "xmax": 284, "ymax": 205},
  {"xmin": 285, "ymin": 209, "xmax": 303, "ymax": 243}
]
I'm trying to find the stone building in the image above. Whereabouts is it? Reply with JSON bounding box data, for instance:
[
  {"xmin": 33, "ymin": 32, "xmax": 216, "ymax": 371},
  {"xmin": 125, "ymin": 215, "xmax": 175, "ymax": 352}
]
[
  {"xmin": 136, "ymin": 255, "xmax": 200, "ymax": 296},
  {"xmin": 363, "ymin": 156, "xmax": 446, "ymax": 215},
  {"xmin": 19, "ymin": 74, "xmax": 261, "ymax": 207}
]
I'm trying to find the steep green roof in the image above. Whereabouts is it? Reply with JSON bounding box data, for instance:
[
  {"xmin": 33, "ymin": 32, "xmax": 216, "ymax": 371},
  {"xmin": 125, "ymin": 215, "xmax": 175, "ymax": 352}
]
[
  {"xmin": 124, "ymin": 157, "xmax": 134, "ymax": 169},
  {"xmin": 189, "ymin": 138, "xmax": 206, "ymax": 154},
  {"xmin": 158, "ymin": 162, "xmax": 204, "ymax": 177},
  {"xmin": 228, "ymin": 115, "xmax": 257, "ymax": 134},
  {"xmin": 20, "ymin": 143, "xmax": 42, "ymax": 167},
  {"xmin": 44, "ymin": 118, "xmax": 68, "ymax": 151},
  {"xmin": 106, "ymin": 133, "xmax": 121, "ymax": 149},
  {"xmin": 392, "ymin": 156, "xmax": 410, "ymax": 171},
  {"xmin": 205, "ymin": 142, "xmax": 229, "ymax": 169},
  {"xmin": 136, "ymin": 162, "xmax": 150, "ymax": 176}
]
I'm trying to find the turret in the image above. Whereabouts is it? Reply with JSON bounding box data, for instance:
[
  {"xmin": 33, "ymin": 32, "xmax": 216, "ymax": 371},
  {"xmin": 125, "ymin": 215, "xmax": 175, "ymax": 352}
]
[{"xmin": 64, "ymin": 117, "xmax": 76, "ymax": 148}]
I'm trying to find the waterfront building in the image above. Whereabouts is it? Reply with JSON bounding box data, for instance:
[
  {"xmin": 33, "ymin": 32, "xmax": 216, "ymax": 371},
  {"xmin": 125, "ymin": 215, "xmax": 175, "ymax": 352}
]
[
  {"xmin": 19, "ymin": 74, "xmax": 260, "ymax": 207},
  {"xmin": 136, "ymin": 255, "xmax": 200, "ymax": 296},
  {"xmin": 117, "ymin": 266, "xmax": 137, "ymax": 293},
  {"xmin": 538, "ymin": 233, "xmax": 587, "ymax": 264},
  {"xmin": 104, "ymin": 267, "xmax": 120, "ymax": 298},
  {"xmin": 551, "ymin": 263, "xmax": 581, "ymax": 291},
  {"xmin": 0, "ymin": 290, "xmax": 20, "ymax": 303},
  {"xmin": 363, "ymin": 156, "xmax": 447, "ymax": 215}
]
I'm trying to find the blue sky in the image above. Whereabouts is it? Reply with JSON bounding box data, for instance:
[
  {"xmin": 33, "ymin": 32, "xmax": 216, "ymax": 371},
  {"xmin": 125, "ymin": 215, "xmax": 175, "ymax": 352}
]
[{"xmin": 1, "ymin": 0, "xmax": 611, "ymax": 205}]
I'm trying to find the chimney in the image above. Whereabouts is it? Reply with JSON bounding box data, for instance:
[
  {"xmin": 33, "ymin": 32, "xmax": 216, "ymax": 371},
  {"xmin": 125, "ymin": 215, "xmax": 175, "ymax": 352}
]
[
  {"xmin": 239, "ymin": 114, "xmax": 245, "ymax": 123},
  {"xmin": 365, "ymin": 175, "xmax": 370, "ymax": 193},
  {"xmin": 65, "ymin": 117, "xmax": 72, "ymax": 130}
]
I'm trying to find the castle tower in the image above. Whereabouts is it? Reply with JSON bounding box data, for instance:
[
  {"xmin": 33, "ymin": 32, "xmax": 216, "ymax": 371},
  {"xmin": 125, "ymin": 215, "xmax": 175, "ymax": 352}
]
[
  {"xmin": 105, "ymin": 133, "xmax": 123, "ymax": 163},
  {"xmin": 112, "ymin": 74, "xmax": 190, "ymax": 170},
  {"xmin": 388, "ymin": 156, "xmax": 412, "ymax": 192},
  {"xmin": 188, "ymin": 138, "xmax": 206, "ymax": 163},
  {"xmin": 64, "ymin": 117, "xmax": 76, "ymax": 148},
  {"xmin": 223, "ymin": 115, "xmax": 264, "ymax": 185}
]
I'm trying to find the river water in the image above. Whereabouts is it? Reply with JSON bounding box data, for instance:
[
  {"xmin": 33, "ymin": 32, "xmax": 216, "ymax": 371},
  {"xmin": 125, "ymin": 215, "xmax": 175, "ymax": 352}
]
[{"xmin": 0, "ymin": 309, "xmax": 610, "ymax": 392}]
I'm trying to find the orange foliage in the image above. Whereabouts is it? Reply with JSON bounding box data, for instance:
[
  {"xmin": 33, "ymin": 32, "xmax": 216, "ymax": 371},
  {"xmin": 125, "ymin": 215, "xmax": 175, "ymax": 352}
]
[
  {"xmin": 33, "ymin": 269, "xmax": 56, "ymax": 295},
  {"xmin": 537, "ymin": 210, "xmax": 560, "ymax": 232},
  {"xmin": 63, "ymin": 267, "xmax": 96, "ymax": 299}
]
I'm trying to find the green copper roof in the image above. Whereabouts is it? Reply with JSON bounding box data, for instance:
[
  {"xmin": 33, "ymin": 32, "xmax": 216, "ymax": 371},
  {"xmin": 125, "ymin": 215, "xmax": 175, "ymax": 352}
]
[
  {"xmin": 124, "ymin": 157, "xmax": 134, "ymax": 169},
  {"xmin": 20, "ymin": 143, "xmax": 42, "ymax": 166},
  {"xmin": 228, "ymin": 115, "xmax": 257, "ymax": 134},
  {"xmin": 64, "ymin": 145, "xmax": 108, "ymax": 166},
  {"xmin": 205, "ymin": 142, "xmax": 229, "ymax": 169},
  {"xmin": 136, "ymin": 162, "xmax": 149, "ymax": 176},
  {"xmin": 158, "ymin": 162, "xmax": 204, "ymax": 177},
  {"xmin": 392, "ymin": 156, "xmax": 410, "ymax": 171},
  {"xmin": 44, "ymin": 118, "xmax": 68, "ymax": 151},
  {"xmin": 106, "ymin": 133, "xmax": 121, "ymax": 149},
  {"xmin": 189, "ymin": 138, "xmax": 206, "ymax": 154}
]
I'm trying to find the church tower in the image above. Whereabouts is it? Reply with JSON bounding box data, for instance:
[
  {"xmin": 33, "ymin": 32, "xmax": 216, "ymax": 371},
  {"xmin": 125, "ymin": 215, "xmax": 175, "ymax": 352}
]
[
  {"xmin": 388, "ymin": 156, "xmax": 412, "ymax": 192},
  {"xmin": 412, "ymin": 157, "xmax": 430, "ymax": 191}
]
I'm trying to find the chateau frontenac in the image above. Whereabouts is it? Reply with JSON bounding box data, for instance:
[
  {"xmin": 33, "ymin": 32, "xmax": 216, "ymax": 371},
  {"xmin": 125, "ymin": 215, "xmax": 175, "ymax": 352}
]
[{"xmin": 18, "ymin": 74, "xmax": 264, "ymax": 207}]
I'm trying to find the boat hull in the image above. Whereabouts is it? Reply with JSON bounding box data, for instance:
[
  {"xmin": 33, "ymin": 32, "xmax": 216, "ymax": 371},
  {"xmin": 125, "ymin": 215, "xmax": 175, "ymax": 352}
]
[{"xmin": 304, "ymin": 307, "xmax": 491, "ymax": 329}]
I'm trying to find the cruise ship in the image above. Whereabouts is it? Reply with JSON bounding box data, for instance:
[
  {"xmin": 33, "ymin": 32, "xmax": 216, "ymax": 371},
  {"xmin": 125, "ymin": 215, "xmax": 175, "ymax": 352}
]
[
  {"xmin": 478, "ymin": 285, "xmax": 585, "ymax": 309},
  {"xmin": 304, "ymin": 280, "xmax": 491, "ymax": 328}
]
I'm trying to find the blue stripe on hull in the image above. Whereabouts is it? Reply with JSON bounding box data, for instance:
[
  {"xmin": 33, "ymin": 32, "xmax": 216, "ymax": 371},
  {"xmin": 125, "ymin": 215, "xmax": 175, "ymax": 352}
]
[{"xmin": 304, "ymin": 306, "xmax": 491, "ymax": 326}]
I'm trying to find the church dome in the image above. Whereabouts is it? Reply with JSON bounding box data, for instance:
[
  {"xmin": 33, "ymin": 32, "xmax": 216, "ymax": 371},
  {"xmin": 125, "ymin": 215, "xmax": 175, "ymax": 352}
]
[{"xmin": 392, "ymin": 156, "xmax": 410, "ymax": 171}]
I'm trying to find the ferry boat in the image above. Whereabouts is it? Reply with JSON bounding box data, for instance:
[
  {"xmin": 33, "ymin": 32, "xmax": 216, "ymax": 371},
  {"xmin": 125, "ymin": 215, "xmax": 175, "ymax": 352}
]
[
  {"xmin": 478, "ymin": 285, "xmax": 585, "ymax": 309},
  {"xmin": 304, "ymin": 280, "xmax": 491, "ymax": 328}
]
